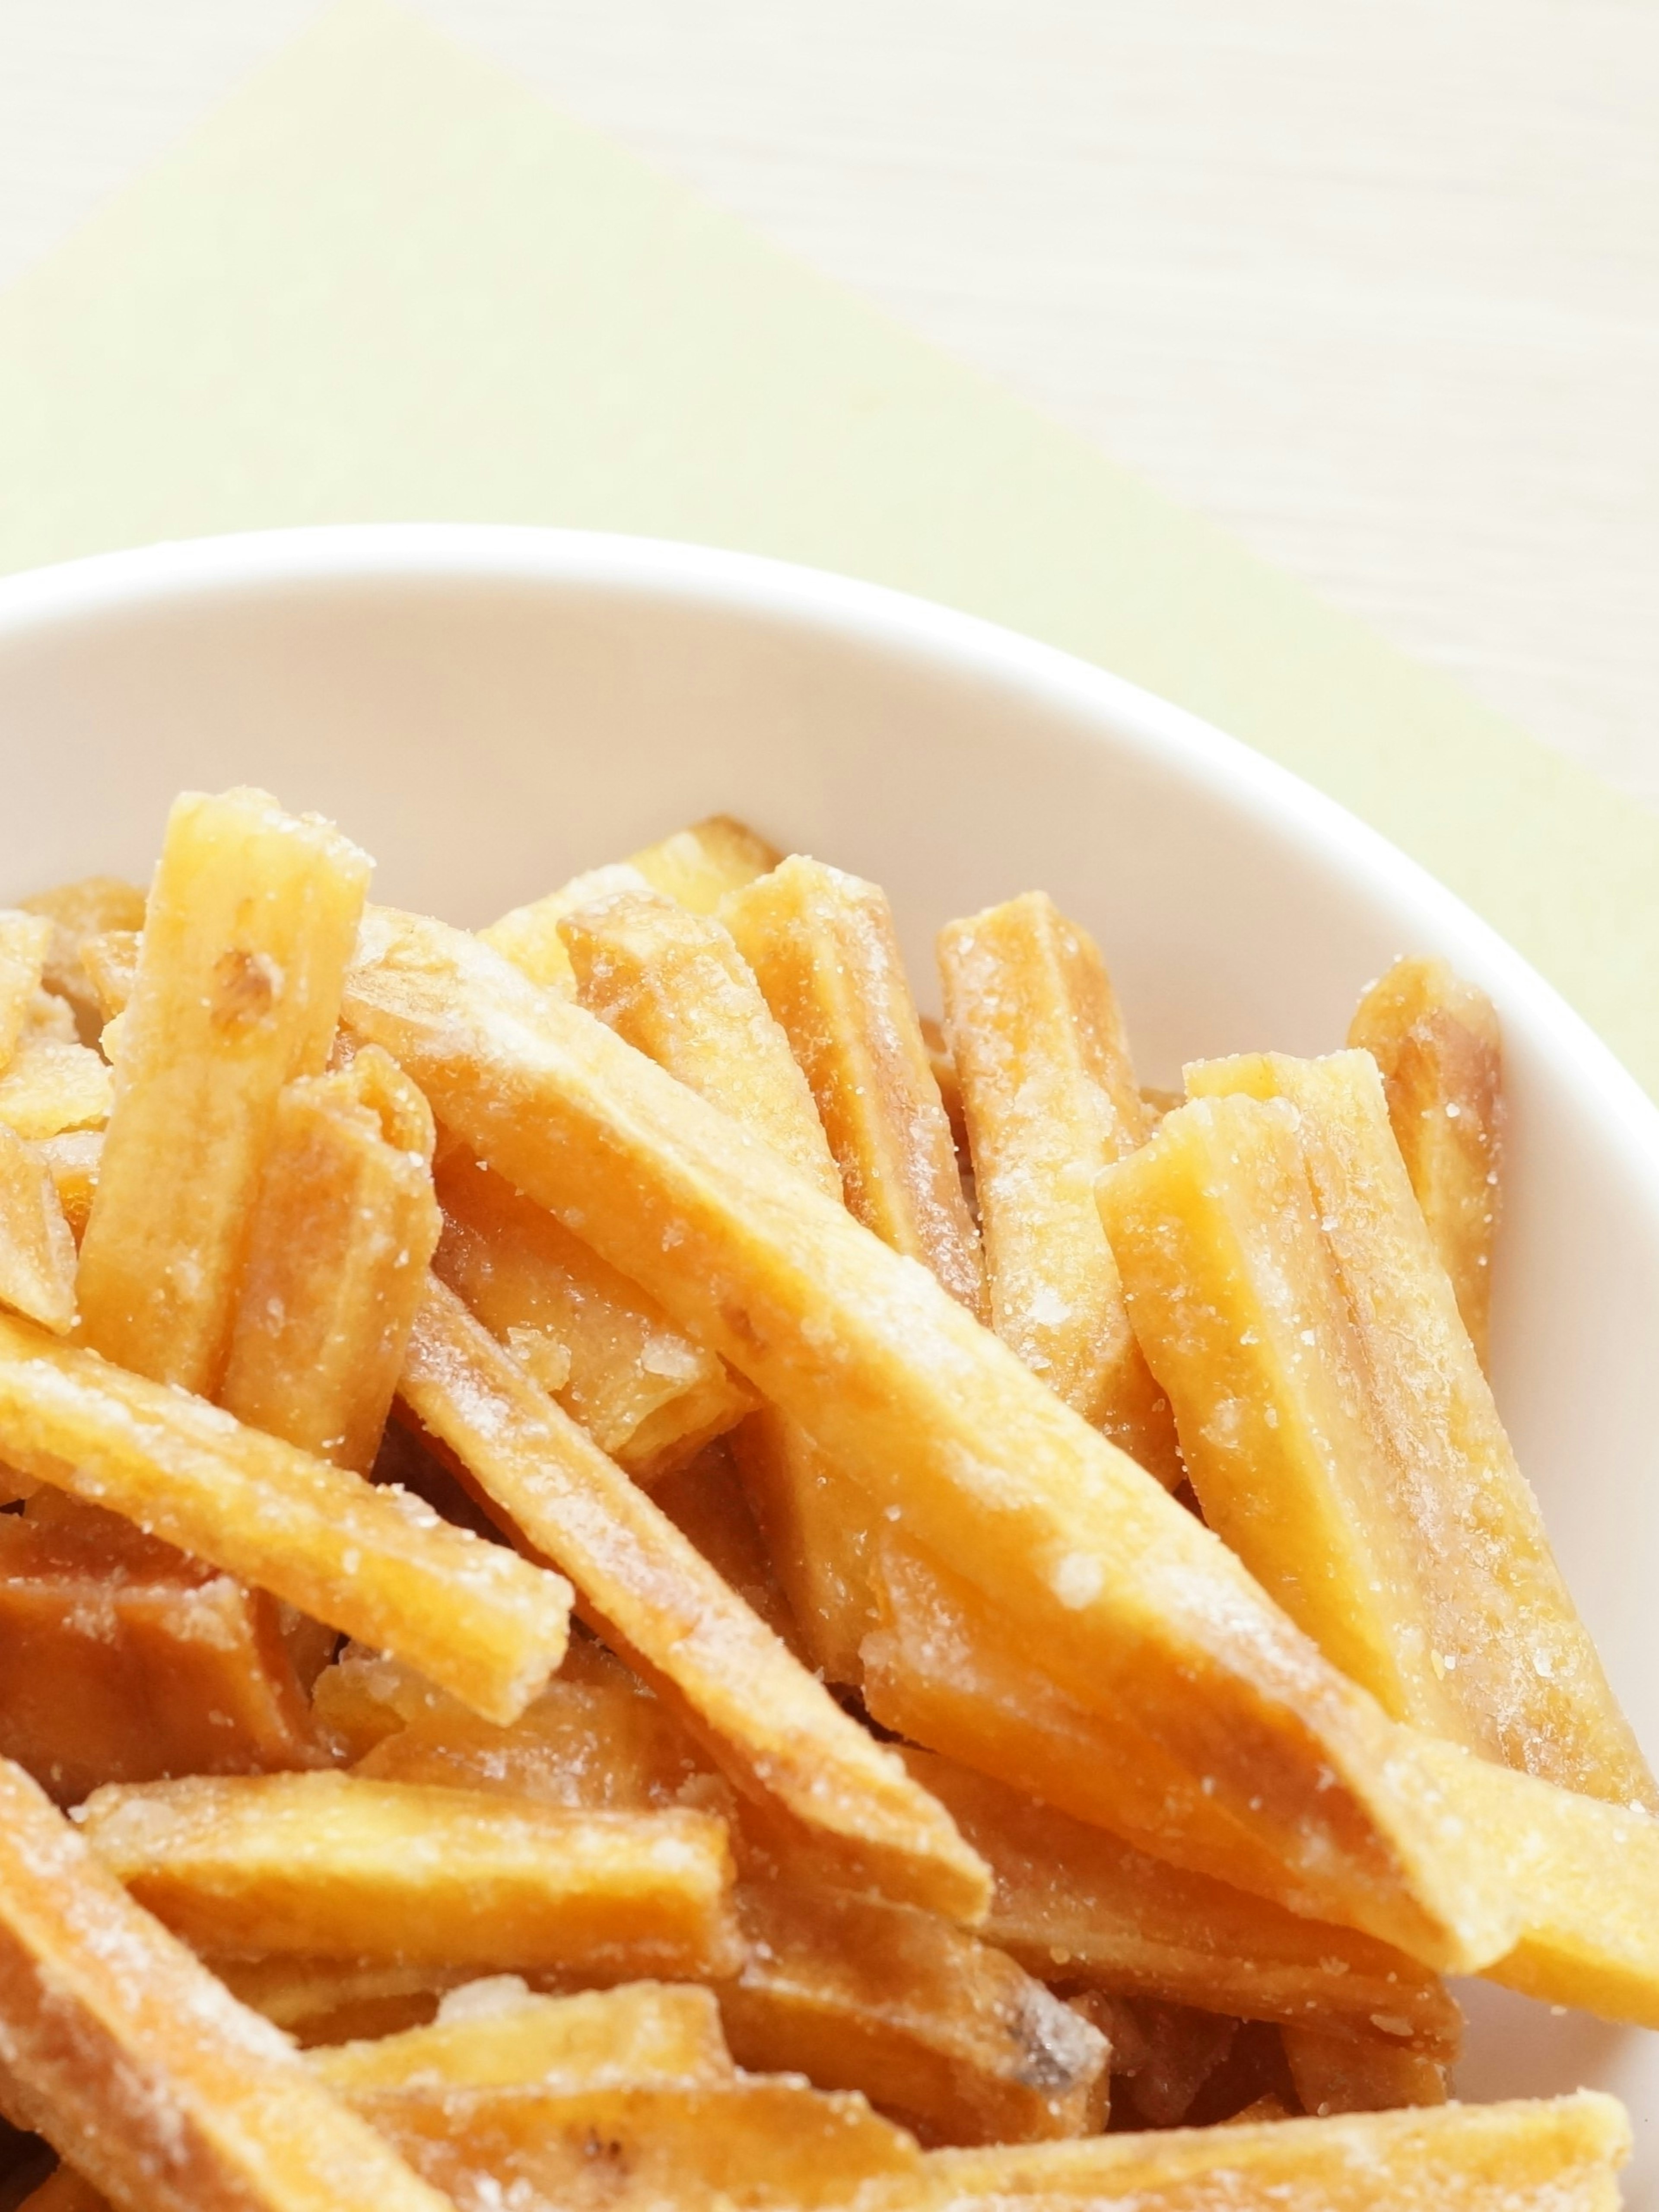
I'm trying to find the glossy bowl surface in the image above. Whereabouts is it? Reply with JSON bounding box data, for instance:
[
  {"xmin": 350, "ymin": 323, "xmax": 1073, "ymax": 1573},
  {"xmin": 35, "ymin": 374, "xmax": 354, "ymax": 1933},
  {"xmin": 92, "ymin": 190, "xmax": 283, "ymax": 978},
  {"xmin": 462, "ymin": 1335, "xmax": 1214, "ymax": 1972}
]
[{"xmin": 0, "ymin": 526, "xmax": 1652, "ymax": 2190}]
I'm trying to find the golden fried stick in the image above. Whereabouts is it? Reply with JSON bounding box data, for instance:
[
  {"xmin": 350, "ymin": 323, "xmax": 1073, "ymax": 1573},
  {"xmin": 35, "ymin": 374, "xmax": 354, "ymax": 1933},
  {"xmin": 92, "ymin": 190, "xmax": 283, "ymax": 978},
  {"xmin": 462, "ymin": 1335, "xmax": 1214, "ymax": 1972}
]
[
  {"xmin": 1184, "ymin": 1050, "xmax": 1653, "ymax": 1811},
  {"xmin": 342, "ymin": 910, "xmax": 1513, "ymax": 1973},
  {"xmin": 311, "ymin": 1981, "xmax": 735, "ymax": 2092},
  {"xmin": 0, "ymin": 1756, "xmax": 454, "ymax": 2212},
  {"xmin": 76, "ymin": 791, "xmax": 372, "ymax": 1396},
  {"xmin": 0, "ymin": 915, "xmax": 53, "ymax": 1069},
  {"xmin": 723, "ymin": 858, "xmax": 988, "ymax": 1318},
  {"xmin": 0, "ymin": 1505, "xmax": 314, "ymax": 1803},
  {"xmin": 0, "ymin": 1028, "xmax": 111, "ymax": 1142},
  {"xmin": 0, "ymin": 1310, "xmax": 569, "ymax": 1723},
  {"xmin": 0, "ymin": 1128, "xmax": 76, "ymax": 1334},
  {"xmin": 482, "ymin": 816, "xmax": 780, "ymax": 994},
  {"xmin": 398, "ymin": 1278, "xmax": 988, "ymax": 1922},
  {"xmin": 219, "ymin": 1048, "xmax": 440, "ymax": 1471},
  {"xmin": 1279, "ymin": 2021, "xmax": 1448, "ymax": 2116},
  {"xmin": 76, "ymin": 932, "xmax": 139, "ymax": 1025},
  {"xmin": 557, "ymin": 885, "xmax": 871, "ymax": 1680},
  {"xmin": 938, "ymin": 893, "xmax": 1178, "ymax": 1480},
  {"xmin": 718, "ymin": 1878, "xmax": 1109, "ymax": 2145},
  {"xmin": 1349, "ymin": 956, "xmax": 1503, "ymax": 1365},
  {"xmin": 19, "ymin": 877, "xmax": 146, "ymax": 1043},
  {"xmin": 80, "ymin": 1772, "xmax": 740, "ymax": 1979},
  {"xmin": 903, "ymin": 2092, "xmax": 1629, "ymax": 2210},
  {"xmin": 1096, "ymin": 1091, "xmax": 1468, "ymax": 1740},
  {"xmin": 433, "ymin": 1147, "xmax": 749, "ymax": 1481},
  {"xmin": 35, "ymin": 1133, "xmax": 100, "ymax": 1245},
  {"xmin": 344, "ymin": 2077, "xmax": 922, "ymax": 2212},
  {"xmin": 899, "ymin": 1747, "xmax": 1459, "ymax": 2057}
]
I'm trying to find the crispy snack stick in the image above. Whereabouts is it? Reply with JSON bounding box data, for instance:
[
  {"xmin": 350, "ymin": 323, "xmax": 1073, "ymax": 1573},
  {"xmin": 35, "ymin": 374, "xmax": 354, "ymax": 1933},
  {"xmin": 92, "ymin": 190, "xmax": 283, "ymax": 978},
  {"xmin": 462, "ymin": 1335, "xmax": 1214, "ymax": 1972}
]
[
  {"xmin": 918, "ymin": 1016, "xmax": 968, "ymax": 1159},
  {"xmin": 219, "ymin": 1049, "xmax": 440, "ymax": 1472},
  {"xmin": 398, "ymin": 1278, "xmax": 989, "ymax": 1922},
  {"xmin": 723, "ymin": 858, "xmax": 988, "ymax": 1319},
  {"xmin": 0, "ymin": 1756, "xmax": 454, "ymax": 2212},
  {"xmin": 1184, "ymin": 1051, "xmax": 1654, "ymax": 1810},
  {"xmin": 0, "ymin": 1029, "xmax": 111, "ymax": 1143},
  {"xmin": 0, "ymin": 1129, "xmax": 76, "ymax": 1334},
  {"xmin": 311, "ymin": 1980, "xmax": 736, "ymax": 2092},
  {"xmin": 355, "ymin": 1666, "xmax": 709, "ymax": 1811},
  {"xmin": 35, "ymin": 1134, "xmax": 100, "ymax": 1246},
  {"xmin": 650, "ymin": 1444, "xmax": 806, "ymax": 1659},
  {"xmin": 938, "ymin": 893, "xmax": 1179, "ymax": 1481},
  {"xmin": 0, "ymin": 1310, "xmax": 570, "ymax": 1724},
  {"xmin": 343, "ymin": 2076, "xmax": 922, "ymax": 2212},
  {"xmin": 76, "ymin": 934, "xmax": 139, "ymax": 1026},
  {"xmin": 79, "ymin": 1771, "xmax": 740, "ymax": 1980},
  {"xmin": 0, "ymin": 1505, "xmax": 314, "ymax": 1802},
  {"xmin": 18, "ymin": 878, "xmax": 146, "ymax": 1044},
  {"xmin": 1096, "ymin": 1091, "xmax": 1469, "ymax": 1741},
  {"xmin": 341, "ymin": 911, "xmax": 1514, "ymax": 1973},
  {"xmin": 1280, "ymin": 2021, "xmax": 1448, "ymax": 2115},
  {"xmin": 557, "ymin": 885, "xmax": 872, "ymax": 1680},
  {"xmin": 1349, "ymin": 956, "xmax": 1503, "ymax": 1365},
  {"xmin": 899, "ymin": 1746, "xmax": 1459, "ymax": 2056},
  {"xmin": 1397, "ymin": 1733, "xmax": 1659, "ymax": 2028},
  {"xmin": 717, "ymin": 1879, "xmax": 1109, "ymax": 2145},
  {"xmin": 482, "ymin": 816, "xmax": 780, "ymax": 993},
  {"xmin": 76, "ymin": 791, "xmax": 372, "ymax": 1396},
  {"xmin": 901, "ymin": 2093, "xmax": 1630, "ymax": 2210},
  {"xmin": 433, "ymin": 1148, "xmax": 749, "ymax": 1481},
  {"xmin": 0, "ymin": 916, "xmax": 53, "ymax": 1068},
  {"xmin": 216, "ymin": 1959, "xmax": 475, "ymax": 2049}
]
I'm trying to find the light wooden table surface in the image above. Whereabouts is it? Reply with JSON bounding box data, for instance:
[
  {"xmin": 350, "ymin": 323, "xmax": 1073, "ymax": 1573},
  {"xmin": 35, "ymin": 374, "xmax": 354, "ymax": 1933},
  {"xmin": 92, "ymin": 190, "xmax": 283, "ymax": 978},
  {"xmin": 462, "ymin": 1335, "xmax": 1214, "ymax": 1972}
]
[{"xmin": 3, "ymin": 0, "xmax": 1656, "ymax": 804}]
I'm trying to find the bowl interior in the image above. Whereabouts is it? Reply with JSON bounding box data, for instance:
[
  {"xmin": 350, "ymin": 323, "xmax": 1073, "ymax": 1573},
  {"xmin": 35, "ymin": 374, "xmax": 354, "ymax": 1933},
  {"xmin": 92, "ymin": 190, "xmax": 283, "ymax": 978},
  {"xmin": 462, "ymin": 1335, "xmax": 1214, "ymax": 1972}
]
[{"xmin": 0, "ymin": 527, "xmax": 1653, "ymax": 2186}]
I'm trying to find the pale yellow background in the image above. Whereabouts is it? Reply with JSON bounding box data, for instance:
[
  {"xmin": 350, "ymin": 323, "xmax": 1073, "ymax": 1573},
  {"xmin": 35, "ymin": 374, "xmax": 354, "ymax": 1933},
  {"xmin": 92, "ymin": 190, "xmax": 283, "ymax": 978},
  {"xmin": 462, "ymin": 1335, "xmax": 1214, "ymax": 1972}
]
[{"xmin": 2, "ymin": 0, "xmax": 1655, "ymax": 1088}]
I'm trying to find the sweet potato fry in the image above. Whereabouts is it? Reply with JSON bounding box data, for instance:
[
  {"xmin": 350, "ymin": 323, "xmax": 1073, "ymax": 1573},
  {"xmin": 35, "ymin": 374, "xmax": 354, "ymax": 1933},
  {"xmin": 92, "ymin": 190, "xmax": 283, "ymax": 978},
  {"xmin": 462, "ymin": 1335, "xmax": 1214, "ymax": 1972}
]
[
  {"xmin": 1349, "ymin": 956, "xmax": 1503, "ymax": 1364},
  {"xmin": 1184, "ymin": 1050, "xmax": 1653, "ymax": 1810},
  {"xmin": 355, "ymin": 1665, "xmax": 709, "ymax": 1811},
  {"xmin": 560, "ymin": 885, "xmax": 841, "ymax": 1192},
  {"xmin": 219, "ymin": 1048, "xmax": 440, "ymax": 1471},
  {"xmin": 0, "ymin": 1506, "xmax": 314, "ymax": 1802},
  {"xmin": 1095, "ymin": 1090, "xmax": 1469, "ymax": 1740},
  {"xmin": 76, "ymin": 933, "xmax": 138, "ymax": 1027},
  {"xmin": 345, "ymin": 2075, "xmax": 922, "ymax": 2212},
  {"xmin": 0, "ymin": 916, "xmax": 53, "ymax": 1068},
  {"xmin": 311, "ymin": 1980, "xmax": 734, "ymax": 2091},
  {"xmin": 481, "ymin": 817, "xmax": 779, "ymax": 994},
  {"xmin": 79, "ymin": 1771, "xmax": 741, "ymax": 1979},
  {"xmin": 724, "ymin": 858, "xmax": 988, "ymax": 1318},
  {"xmin": 1398, "ymin": 1732, "xmax": 1659, "ymax": 2028},
  {"xmin": 0, "ymin": 1756, "xmax": 454, "ymax": 2212},
  {"xmin": 899, "ymin": 1746, "xmax": 1459, "ymax": 2056},
  {"xmin": 557, "ymin": 884, "xmax": 871, "ymax": 1680},
  {"xmin": 214, "ymin": 1957, "xmax": 472, "ymax": 2048},
  {"xmin": 907, "ymin": 2092, "xmax": 1630, "ymax": 2209},
  {"xmin": 1280, "ymin": 2021, "xmax": 1447, "ymax": 2116},
  {"xmin": 397, "ymin": 1278, "xmax": 988, "ymax": 1922},
  {"xmin": 340, "ymin": 909, "xmax": 1518, "ymax": 1973},
  {"xmin": 629, "ymin": 815, "xmax": 781, "ymax": 914},
  {"xmin": 717, "ymin": 1878, "xmax": 1109, "ymax": 2145},
  {"xmin": 76, "ymin": 790, "xmax": 372, "ymax": 1395},
  {"xmin": 0, "ymin": 1310, "xmax": 570, "ymax": 1724},
  {"xmin": 433, "ymin": 1147, "xmax": 749, "ymax": 1480},
  {"xmin": 938, "ymin": 892, "xmax": 1179, "ymax": 1480},
  {"xmin": 35, "ymin": 1132, "xmax": 99, "ymax": 1244},
  {"xmin": 19, "ymin": 878, "xmax": 146, "ymax": 1044},
  {"xmin": 0, "ymin": 1128, "xmax": 76, "ymax": 1334},
  {"xmin": 0, "ymin": 1029, "xmax": 111, "ymax": 1142},
  {"xmin": 650, "ymin": 1444, "xmax": 805, "ymax": 1658}
]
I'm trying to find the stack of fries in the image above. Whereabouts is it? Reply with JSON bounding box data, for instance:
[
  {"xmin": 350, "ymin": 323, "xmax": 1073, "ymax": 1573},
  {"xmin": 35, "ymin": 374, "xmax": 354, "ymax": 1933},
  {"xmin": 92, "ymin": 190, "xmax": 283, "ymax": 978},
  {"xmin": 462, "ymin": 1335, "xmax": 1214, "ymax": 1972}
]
[{"xmin": 0, "ymin": 788, "xmax": 1647, "ymax": 2211}]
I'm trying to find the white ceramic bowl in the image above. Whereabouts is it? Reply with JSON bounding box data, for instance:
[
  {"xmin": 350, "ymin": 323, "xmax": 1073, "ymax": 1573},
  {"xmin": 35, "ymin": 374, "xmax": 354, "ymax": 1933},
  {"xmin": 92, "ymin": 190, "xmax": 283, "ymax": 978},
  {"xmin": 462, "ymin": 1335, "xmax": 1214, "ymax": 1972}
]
[{"xmin": 0, "ymin": 525, "xmax": 1653, "ymax": 2193}]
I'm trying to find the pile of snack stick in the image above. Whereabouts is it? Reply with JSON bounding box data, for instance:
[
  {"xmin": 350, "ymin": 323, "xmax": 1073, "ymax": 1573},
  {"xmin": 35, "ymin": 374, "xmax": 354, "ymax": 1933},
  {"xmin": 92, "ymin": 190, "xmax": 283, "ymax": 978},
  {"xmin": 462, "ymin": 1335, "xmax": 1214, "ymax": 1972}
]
[{"xmin": 0, "ymin": 789, "xmax": 1646, "ymax": 2211}]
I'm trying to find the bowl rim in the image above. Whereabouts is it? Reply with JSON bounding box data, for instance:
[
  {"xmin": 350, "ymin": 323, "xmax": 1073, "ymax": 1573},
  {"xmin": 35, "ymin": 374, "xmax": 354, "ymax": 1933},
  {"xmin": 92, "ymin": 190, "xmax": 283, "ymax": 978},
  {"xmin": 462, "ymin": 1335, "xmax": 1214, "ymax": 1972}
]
[{"xmin": 2, "ymin": 519, "xmax": 1654, "ymax": 1176}]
